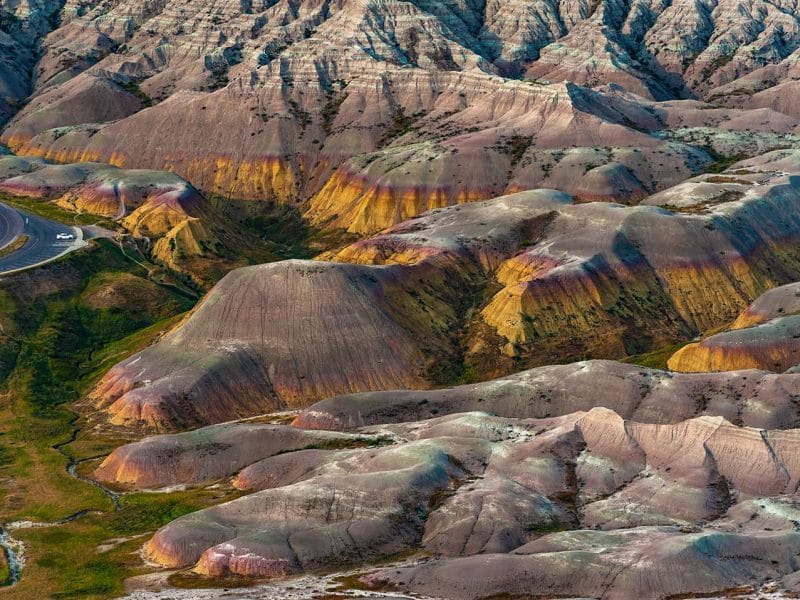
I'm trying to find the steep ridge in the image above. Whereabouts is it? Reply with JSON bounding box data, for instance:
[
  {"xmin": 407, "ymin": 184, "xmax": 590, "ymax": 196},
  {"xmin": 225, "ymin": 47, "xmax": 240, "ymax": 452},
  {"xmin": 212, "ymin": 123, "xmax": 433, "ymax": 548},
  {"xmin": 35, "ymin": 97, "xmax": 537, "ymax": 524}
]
[
  {"xmin": 0, "ymin": 0, "xmax": 66, "ymax": 124},
  {"xmin": 0, "ymin": 0, "xmax": 799, "ymax": 233},
  {"xmin": 114, "ymin": 407, "xmax": 800, "ymax": 599},
  {"xmin": 91, "ymin": 150, "xmax": 800, "ymax": 431}
]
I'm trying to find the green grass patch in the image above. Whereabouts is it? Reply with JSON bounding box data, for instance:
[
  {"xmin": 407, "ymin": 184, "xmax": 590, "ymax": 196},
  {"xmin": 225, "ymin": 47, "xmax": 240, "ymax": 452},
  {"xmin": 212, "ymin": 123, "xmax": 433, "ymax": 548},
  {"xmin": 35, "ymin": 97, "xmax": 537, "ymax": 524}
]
[
  {"xmin": 9, "ymin": 485, "xmax": 242, "ymax": 599},
  {"xmin": 0, "ymin": 550, "xmax": 9, "ymax": 587},
  {"xmin": 525, "ymin": 520, "xmax": 571, "ymax": 535},
  {"xmin": 208, "ymin": 197, "xmax": 359, "ymax": 260},
  {"xmin": 622, "ymin": 342, "xmax": 689, "ymax": 370},
  {"xmin": 0, "ymin": 234, "xmax": 227, "ymax": 597},
  {"xmin": 698, "ymin": 148, "xmax": 745, "ymax": 175},
  {"xmin": 0, "ymin": 234, "xmax": 28, "ymax": 258},
  {"xmin": 80, "ymin": 312, "xmax": 188, "ymax": 387},
  {"xmin": 120, "ymin": 81, "xmax": 153, "ymax": 108},
  {"xmin": 107, "ymin": 492, "xmax": 214, "ymax": 536}
]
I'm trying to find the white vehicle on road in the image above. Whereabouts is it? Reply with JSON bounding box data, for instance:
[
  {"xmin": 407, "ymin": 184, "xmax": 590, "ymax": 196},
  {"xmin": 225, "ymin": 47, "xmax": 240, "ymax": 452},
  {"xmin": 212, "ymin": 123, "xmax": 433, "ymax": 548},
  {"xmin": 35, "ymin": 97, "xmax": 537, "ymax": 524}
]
[{"xmin": 56, "ymin": 232, "xmax": 75, "ymax": 240}]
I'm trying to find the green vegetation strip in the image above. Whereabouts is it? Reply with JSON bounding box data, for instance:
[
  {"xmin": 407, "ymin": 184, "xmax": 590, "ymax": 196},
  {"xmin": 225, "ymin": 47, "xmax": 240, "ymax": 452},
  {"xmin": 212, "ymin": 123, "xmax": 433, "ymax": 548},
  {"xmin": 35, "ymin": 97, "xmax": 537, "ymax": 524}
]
[
  {"xmin": 0, "ymin": 189, "xmax": 381, "ymax": 596},
  {"xmin": 622, "ymin": 342, "xmax": 689, "ymax": 370},
  {"xmin": 0, "ymin": 235, "xmax": 28, "ymax": 258}
]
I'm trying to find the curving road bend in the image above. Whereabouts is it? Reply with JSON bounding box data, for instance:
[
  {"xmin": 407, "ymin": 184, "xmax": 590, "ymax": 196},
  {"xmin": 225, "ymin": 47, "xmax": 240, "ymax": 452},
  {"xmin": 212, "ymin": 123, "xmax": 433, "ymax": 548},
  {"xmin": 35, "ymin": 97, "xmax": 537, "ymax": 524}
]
[{"xmin": 0, "ymin": 201, "xmax": 85, "ymax": 275}]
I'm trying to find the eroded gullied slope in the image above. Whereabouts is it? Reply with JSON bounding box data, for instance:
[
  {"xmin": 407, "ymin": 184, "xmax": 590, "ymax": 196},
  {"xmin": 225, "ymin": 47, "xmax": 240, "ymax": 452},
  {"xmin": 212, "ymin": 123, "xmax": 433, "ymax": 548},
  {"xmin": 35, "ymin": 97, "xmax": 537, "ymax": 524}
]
[
  {"xmin": 302, "ymin": 80, "xmax": 692, "ymax": 234},
  {"xmin": 475, "ymin": 150, "xmax": 800, "ymax": 368},
  {"xmin": 330, "ymin": 149, "xmax": 800, "ymax": 371},
  {"xmin": 669, "ymin": 228, "xmax": 800, "ymax": 374},
  {"xmin": 4, "ymin": 0, "xmax": 800, "ymax": 233},
  {"xmin": 131, "ymin": 407, "xmax": 800, "ymax": 599},
  {"xmin": 90, "ymin": 260, "xmax": 446, "ymax": 430}
]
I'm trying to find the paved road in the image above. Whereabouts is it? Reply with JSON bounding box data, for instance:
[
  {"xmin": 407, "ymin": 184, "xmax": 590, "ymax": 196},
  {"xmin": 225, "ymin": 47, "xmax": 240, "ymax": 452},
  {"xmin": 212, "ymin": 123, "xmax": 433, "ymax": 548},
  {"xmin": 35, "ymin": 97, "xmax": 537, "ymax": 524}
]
[{"xmin": 0, "ymin": 202, "xmax": 85, "ymax": 275}]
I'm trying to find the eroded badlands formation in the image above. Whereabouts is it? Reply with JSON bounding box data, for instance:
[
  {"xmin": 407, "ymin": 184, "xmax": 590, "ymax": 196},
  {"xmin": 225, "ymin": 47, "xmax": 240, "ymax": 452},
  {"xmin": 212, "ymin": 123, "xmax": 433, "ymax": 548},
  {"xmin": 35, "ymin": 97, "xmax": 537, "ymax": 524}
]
[
  {"xmin": 94, "ymin": 423, "xmax": 372, "ymax": 488},
  {"xmin": 98, "ymin": 405, "xmax": 800, "ymax": 598},
  {"xmin": 92, "ymin": 150, "xmax": 800, "ymax": 431},
  {"xmin": 84, "ymin": 150, "xmax": 800, "ymax": 599},
  {"xmin": 88, "ymin": 153, "xmax": 800, "ymax": 598},
  {"xmin": 293, "ymin": 359, "xmax": 800, "ymax": 431},
  {"xmin": 2, "ymin": 0, "xmax": 800, "ymax": 233},
  {"xmin": 4, "ymin": 0, "xmax": 800, "ymax": 597},
  {"xmin": 668, "ymin": 279, "xmax": 800, "ymax": 373}
]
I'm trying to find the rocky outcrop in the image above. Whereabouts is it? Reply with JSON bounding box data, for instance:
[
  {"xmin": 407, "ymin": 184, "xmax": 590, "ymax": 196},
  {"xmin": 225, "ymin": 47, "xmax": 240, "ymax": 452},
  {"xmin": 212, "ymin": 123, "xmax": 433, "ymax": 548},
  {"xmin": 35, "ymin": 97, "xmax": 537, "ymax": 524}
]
[
  {"xmin": 351, "ymin": 150, "xmax": 800, "ymax": 366},
  {"xmin": 472, "ymin": 151, "xmax": 800, "ymax": 362},
  {"xmin": 146, "ymin": 436, "xmax": 477, "ymax": 574},
  {"xmin": 301, "ymin": 81, "xmax": 711, "ymax": 234},
  {"xmin": 1, "ymin": 72, "xmax": 142, "ymax": 144},
  {"xmin": 89, "ymin": 188, "xmax": 561, "ymax": 430}
]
